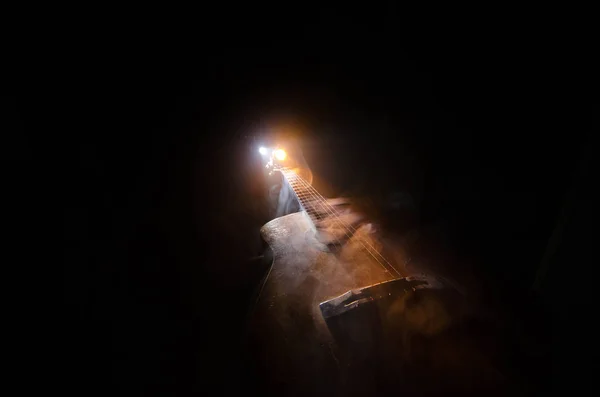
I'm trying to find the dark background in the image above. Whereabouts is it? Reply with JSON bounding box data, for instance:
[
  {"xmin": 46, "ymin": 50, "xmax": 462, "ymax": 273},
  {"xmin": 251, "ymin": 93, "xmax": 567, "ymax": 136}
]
[{"xmin": 62, "ymin": 10, "xmax": 595, "ymax": 395}]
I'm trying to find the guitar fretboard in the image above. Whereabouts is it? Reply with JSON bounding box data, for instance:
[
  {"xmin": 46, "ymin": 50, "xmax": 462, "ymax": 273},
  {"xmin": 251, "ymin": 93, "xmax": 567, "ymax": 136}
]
[{"xmin": 281, "ymin": 168, "xmax": 327, "ymax": 226}]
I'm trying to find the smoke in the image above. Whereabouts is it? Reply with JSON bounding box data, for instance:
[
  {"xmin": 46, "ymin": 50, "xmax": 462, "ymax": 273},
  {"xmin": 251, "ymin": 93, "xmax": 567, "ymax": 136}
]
[
  {"xmin": 261, "ymin": 137, "xmax": 512, "ymax": 392},
  {"xmin": 268, "ymin": 145, "xmax": 472, "ymax": 343},
  {"xmin": 265, "ymin": 138, "xmax": 416, "ymax": 279}
]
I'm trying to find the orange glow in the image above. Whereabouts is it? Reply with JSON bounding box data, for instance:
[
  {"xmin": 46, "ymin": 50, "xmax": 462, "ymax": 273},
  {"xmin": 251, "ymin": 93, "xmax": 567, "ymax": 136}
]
[{"xmin": 274, "ymin": 149, "xmax": 287, "ymax": 161}]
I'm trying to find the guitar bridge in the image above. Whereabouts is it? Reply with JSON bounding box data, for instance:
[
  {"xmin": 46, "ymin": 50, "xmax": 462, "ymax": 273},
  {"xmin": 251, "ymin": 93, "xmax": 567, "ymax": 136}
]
[{"xmin": 319, "ymin": 276, "xmax": 430, "ymax": 319}]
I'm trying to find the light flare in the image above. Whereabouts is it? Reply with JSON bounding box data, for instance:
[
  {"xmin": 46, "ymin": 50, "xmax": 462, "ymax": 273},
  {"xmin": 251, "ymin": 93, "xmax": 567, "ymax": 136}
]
[{"xmin": 274, "ymin": 149, "xmax": 287, "ymax": 161}]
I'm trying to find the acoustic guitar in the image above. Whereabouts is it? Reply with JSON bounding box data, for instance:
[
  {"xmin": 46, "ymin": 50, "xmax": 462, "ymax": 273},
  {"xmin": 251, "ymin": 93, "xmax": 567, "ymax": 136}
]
[{"xmin": 246, "ymin": 147, "xmax": 506, "ymax": 396}]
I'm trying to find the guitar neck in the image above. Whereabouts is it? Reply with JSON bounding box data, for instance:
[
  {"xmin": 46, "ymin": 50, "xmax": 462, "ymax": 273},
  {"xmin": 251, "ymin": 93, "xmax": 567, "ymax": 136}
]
[{"xmin": 280, "ymin": 168, "xmax": 326, "ymax": 226}]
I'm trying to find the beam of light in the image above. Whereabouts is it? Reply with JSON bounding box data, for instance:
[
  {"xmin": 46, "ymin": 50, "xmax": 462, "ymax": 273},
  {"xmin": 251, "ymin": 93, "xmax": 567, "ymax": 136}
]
[
  {"xmin": 274, "ymin": 149, "xmax": 287, "ymax": 161},
  {"xmin": 259, "ymin": 147, "xmax": 268, "ymax": 155}
]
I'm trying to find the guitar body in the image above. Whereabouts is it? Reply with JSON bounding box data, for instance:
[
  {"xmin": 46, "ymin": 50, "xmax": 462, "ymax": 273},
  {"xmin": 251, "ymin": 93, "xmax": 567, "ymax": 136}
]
[
  {"xmin": 247, "ymin": 168, "xmax": 507, "ymax": 395},
  {"xmin": 248, "ymin": 211, "xmax": 395, "ymax": 395}
]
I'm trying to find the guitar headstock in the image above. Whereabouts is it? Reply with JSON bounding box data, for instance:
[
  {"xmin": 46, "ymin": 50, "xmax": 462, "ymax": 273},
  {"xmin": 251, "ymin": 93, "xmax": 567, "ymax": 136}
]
[{"xmin": 258, "ymin": 146, "xmax": 289, "ymax": 174}]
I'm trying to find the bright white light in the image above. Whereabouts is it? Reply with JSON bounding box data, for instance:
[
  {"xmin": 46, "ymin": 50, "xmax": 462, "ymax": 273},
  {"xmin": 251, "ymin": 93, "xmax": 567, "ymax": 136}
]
[{"xmin": 259, "ymin": 147, "xmax": 268, "ymax": 155}]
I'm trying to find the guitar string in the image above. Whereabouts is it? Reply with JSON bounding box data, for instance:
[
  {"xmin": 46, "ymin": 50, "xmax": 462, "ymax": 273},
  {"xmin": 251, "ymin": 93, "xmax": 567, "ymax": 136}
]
[
  {"xmin": 287, "ymin": 170, "xmax": 403, "ymax": 278},
  {"xmin": 282, "ymin": 169, "xmax": 370, "ymax": 252},
  {"xmin": 281, "ymin": 168, "xmax": 403, "ymax": 278},
  {"xmin": 288, "ymin": 169, "xmax": 387, "ymax": 247},
  {"xmin": 284, "ymin": 169, "xmax": 374, "ymax": 245},
  {"xmin": 284, "ymin": 169, "xmax": 401, "ymax": 278}
]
